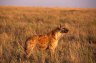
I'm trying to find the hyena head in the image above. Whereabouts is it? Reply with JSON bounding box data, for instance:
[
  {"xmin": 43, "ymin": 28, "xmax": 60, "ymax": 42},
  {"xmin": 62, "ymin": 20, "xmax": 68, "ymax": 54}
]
[
  {"xmin": 57, "ymin": 25, "xmax": 69, "ymax": 34},
  {"xmin": 59, "ymin": 27, "xmax": 69, "ymax": 33},
  {"xmin": 52, "ymin": 25, "xmax": 69, "ymax": 39}
]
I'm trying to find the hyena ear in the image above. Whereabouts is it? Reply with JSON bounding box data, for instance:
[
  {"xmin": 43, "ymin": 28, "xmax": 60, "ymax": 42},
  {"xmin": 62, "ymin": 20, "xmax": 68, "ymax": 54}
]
[{"xmin": 59, "ymin": 24, "xmax": 62, "ymax": 28}]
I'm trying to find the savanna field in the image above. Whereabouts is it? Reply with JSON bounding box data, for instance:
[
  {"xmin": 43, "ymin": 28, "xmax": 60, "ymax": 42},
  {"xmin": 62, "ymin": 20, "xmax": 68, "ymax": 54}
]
[{"xmin": 0, "ymin": 6, "xmax": 96, "ymax": 63}]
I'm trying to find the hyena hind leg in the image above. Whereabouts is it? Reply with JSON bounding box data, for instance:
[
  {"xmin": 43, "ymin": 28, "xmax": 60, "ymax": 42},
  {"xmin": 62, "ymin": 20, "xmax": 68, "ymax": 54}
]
[{"xmin": 25, "ymin": 39, "xmax": 36, "ymax": 58}]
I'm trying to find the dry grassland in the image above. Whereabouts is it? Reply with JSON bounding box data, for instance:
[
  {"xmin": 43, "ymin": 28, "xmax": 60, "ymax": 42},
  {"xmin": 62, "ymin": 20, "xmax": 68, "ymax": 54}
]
[{"xmin": 0, "ymin": 6, "xmax": 96, "ymax": 63}]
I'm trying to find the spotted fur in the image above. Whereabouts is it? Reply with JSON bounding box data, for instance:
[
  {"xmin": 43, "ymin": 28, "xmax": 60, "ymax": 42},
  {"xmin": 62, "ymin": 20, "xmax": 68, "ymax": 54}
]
[{"xmin": 25, "ymin": 26, "xmax": 69, "ymax": 58}]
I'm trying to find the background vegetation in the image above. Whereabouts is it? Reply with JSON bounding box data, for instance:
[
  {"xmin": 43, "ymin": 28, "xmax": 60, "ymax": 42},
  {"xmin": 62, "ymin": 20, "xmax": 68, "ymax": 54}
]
[{"xmin": 0, "ymin": 6, "xmax": 96, "ymax": 63}]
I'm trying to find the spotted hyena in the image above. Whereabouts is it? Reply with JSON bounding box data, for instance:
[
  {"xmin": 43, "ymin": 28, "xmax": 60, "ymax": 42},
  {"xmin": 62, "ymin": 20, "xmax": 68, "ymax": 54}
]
[{"xmin": 25, "ymin": 25, "xmax": 69, "ymax": 58}]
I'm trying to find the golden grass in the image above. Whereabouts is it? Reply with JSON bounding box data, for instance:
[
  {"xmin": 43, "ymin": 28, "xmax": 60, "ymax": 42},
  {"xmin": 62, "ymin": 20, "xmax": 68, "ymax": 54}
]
[{"xmin": 0, "ymin": 6, "xmax": 96, "ymax": 63}]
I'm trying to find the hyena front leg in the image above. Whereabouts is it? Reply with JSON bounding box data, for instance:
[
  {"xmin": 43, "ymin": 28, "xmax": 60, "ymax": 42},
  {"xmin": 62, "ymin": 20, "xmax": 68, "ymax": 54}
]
[
  {"xmin": 48, "ymin": 47, "xmax": 55, "ymax": 63},
  {"xmin": 25, "ymin": 39, "xmax": 36, "ymax": 58},
  {"xmin": 50, "ymin": 46, "xmax": 59, "ymax": 63},
  {"xmin": 49, "ymin": 44, "xmax": 58, "ymax": 63}
]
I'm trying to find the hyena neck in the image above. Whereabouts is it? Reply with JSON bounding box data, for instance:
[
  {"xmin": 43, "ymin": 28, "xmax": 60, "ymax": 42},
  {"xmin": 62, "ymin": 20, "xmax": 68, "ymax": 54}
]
[{"xmin": 54, "ymin": 31, "xmax": 62, "ymax": 40}]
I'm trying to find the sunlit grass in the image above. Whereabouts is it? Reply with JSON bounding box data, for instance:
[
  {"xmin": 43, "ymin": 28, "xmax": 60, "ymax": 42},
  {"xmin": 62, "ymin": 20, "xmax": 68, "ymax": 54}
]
[{"xmin": 0, "ymin": 6, "xmax": 96, "ymax": 63}]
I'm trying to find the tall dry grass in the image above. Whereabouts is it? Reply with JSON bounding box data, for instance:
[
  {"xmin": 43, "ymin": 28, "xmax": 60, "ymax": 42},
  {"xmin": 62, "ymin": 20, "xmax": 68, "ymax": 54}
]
[{"xmin": 0, "ymin": 6, "xmax": 96, "ymax": 63}]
